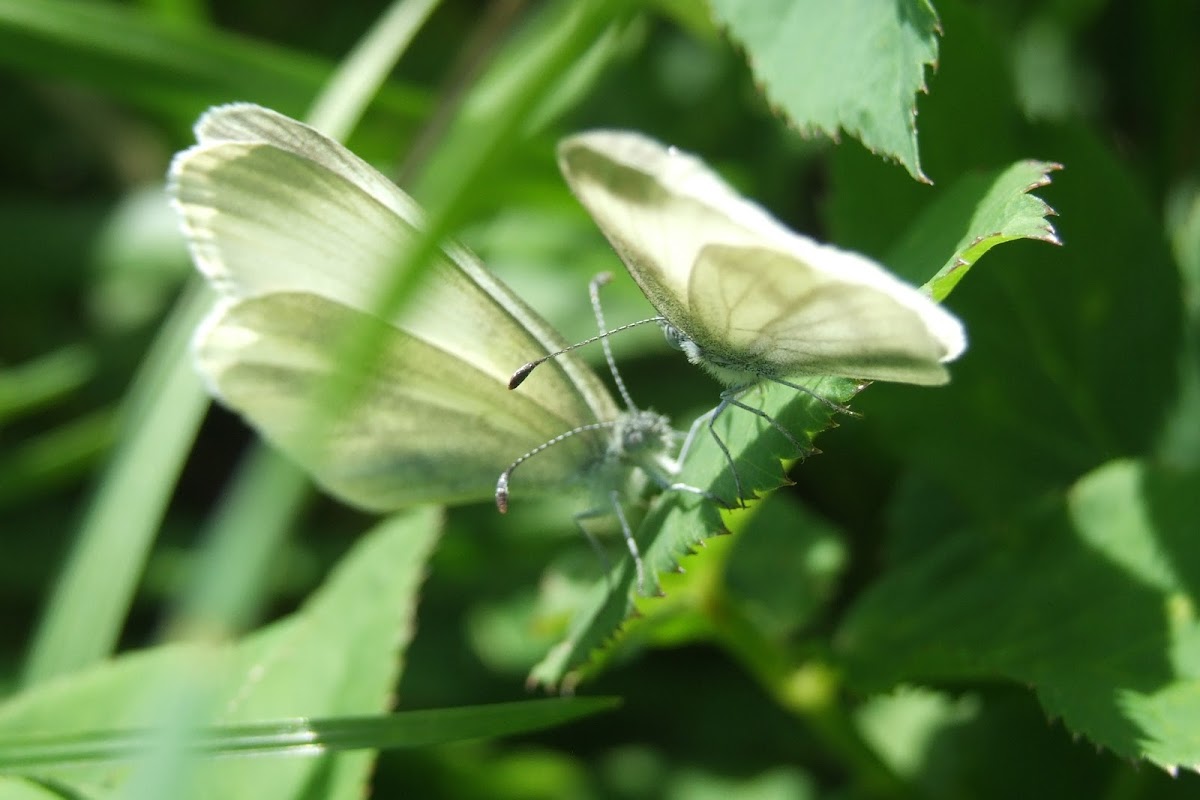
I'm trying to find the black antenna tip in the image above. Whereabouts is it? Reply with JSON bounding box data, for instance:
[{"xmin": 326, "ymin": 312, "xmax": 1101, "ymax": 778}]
[
  {"xmin": 508, "ymin": 361, "xmax": 537, "ymax": 389},
  {"xmin": 495, "ymin": 474, "xmax": 511, "ymax": 513}
]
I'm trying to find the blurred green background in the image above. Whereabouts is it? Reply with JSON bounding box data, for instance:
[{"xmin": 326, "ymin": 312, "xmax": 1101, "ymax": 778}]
[{"xmin": 2, "ymin": 0, "xmax": 1199, "ymax": 798}]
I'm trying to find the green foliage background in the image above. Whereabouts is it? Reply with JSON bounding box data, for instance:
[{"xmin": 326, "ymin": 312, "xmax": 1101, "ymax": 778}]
[{"xmin": 1, "ymin": 0, "xmax": 1198, "ymax": 798}]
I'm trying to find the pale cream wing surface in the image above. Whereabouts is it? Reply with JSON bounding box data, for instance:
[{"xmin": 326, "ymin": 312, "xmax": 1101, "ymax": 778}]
[
  {"xmin": 170, "ymin": 128, "xmax": 614, "ymax": 429},
  {"xmin": 193, "ymin": 102, "xmax": 430, "ymax": 235},
  {"xmin": 558, "ymin": 131, "xmax": 797, "ymax": 331},
  {"xmin": 189, "ymin": 103, "xmax": 597, "ymax": 400},
  {"xmin": 194, "ymin": 292, "xmax": 603, "ymax": 510},
  {"xmin": 559, "ymin": 129, "xmax": 965, "ymax": 385},
  {"xmin": 689, "ymin": 245, "xmax": 960, "ymax": 385}
]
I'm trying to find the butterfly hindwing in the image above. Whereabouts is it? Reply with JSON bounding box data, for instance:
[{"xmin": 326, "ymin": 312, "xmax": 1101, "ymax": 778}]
[
  {"xmin": 195, "ymin": 292, "xmax": 602, "ymax": 510},
  {"xmin": 688, "ymin": 244, "xmax": 954, "ymax": 385}
]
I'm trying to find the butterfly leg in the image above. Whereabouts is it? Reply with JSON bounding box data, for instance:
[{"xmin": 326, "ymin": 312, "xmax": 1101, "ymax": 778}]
[
  {"xmin": 607, "ymin": 490, "xmax": 646, "ymax": 594},
  {"xmin": 644, "ymin": 465, "xmax": 734, "ymax": 510},
  {"xmin": 769, "ymin": 376, "xmax": 860, "ymax": 417},
  {"xmin": 662, "ymin": 415, "xmax": 737, "ymax": 509},
  {"xmin": 704, "ymin": 396, "xmax": 749, "ymax": 505},
  {"xmin": 574, "ymin": 496, "xmax": 646, "ymax": 595},
  {"xmin": 723, "ymin": 392, "xmax": 811, "ymax": 455},
  {"xmin": 677, "ymin": 409, "xmax": 708, "ymax": 466},
  {"xmin": 572, "ymin": 506, "xmax": 614, "ymax": 589}
]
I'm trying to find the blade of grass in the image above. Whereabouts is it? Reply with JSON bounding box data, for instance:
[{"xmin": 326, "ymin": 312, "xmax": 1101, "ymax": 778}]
[
  {"xmin": 0, "ymin": 409, "xmax": 118, "ymax": 509},
  {"xmin": 0, "ymin": 699, "xmax": 620, "ymax": 770},
  {"xmin": 21, "ymin": 279, "xmax": 211, "ymax": 687},
  {"xmin": 305, "ymin": 0, "xmax": 442, "ymax": 140},
  {"xmin": 0, "ymin": 0, "xmax": 427, "ymax": 122},
  {"xmin": 0, "ymin": 345, "xmax": 95, "ymax": 425}
]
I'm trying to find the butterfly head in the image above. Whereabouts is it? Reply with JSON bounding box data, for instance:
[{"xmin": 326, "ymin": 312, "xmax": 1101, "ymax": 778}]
[{"xmin": 661, "ymin": 321, "xmax": 759, "ymax": 387}]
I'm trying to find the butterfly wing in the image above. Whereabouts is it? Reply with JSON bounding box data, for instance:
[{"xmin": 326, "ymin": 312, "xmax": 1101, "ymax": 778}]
[
  {"xmin": 193, "ymin": 101, "xmax": 430, "ymax": 235},
  {"xmin": 170, "ymin": 105, "xmax": 630, "ymax": 508},
  {"xmin": 557, "ymin": 130, "xmax": 797, "ymax": 339},
  {"xmin": 171, "ymin": 104, "xmax": 617, "ymax": 429},
  {"xmin": 688, "ymin": 244, "xmax": 963, "ymax": 385},
  {"xmin": 195, "ymin": 292, "xmax": 599, "ymax": 510},
  {"xmin": 558, "ymin": 130, "xmax": 965, "ymax": 386}
]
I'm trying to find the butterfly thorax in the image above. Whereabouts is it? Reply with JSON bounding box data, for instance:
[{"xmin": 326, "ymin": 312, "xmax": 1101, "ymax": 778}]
[
  {"xmin": 609, "ymin": 409, "xmax": 676, "ymax": 463},
  {"xmin": 600, "ymin": 410, "xmax": 680, "ymax": 489}
]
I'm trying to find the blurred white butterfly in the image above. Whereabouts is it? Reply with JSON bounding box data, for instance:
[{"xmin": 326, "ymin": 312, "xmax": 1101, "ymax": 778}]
[
  {"xmin": 169, "ymin": 104, "xmax": 706, "ymax": 589},
  {"xmin": 514, "ymin": 130, "xmax": 966, "ymax": 499}
]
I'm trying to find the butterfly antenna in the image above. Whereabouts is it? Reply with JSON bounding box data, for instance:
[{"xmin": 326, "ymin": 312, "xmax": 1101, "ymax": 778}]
[
  {"xmin": 509, "ymin": 315, "xmax": 665, "ymax": 390},
  {"xmin": 495, "ymin": 420, "xmax": 617, "ymax": 513},
  {"xmin": 587, "ymin": 273, "xmax": 638, "ymax": 410}
]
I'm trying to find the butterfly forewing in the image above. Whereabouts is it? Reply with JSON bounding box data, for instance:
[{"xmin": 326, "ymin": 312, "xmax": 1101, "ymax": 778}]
[
  {"xmin": 201, "ymin": 103, "xmax": 614, "ymax": 416},
  {"xmin": 172, "ymin": 130, "xmax": 614, "ymax": 432},
  {"xmin": 194, "ymin": 103, "xmax": 429, "ymax": 232}
]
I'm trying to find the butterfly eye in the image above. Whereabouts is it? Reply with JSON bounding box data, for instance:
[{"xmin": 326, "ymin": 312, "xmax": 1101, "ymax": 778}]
[{"xmin": 661, "ymin": 322, "xmax": 688, "ymax": 352}]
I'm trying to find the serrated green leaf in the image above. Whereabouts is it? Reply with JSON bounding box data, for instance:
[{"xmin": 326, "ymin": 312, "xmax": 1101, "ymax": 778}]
[
  {"xmin": 824, "ymin": 0, "xmax": 1029, "ymax": 254},
  {"xmin": 548, "ymin": 493, "xmax": 849, "ymax": 688},
  {"xmin": 862, "ymin": 125, "xmax": 1181, "ymax": 520},
  {"xmin": 885, "ymin": 160, "xmax": 1063, "ymax": 299},
  {"xmin": 837, "ymin": 459, "xmax": 1200, "ymax": 772},
  {"xmin": 528, "ymin": 376, "xmax": 854, "ymax": 688},
  {"xmin": 0, "ymin": 509, "xmax": 440, "ymax": 798},
  {"xmin": 709, "ymin": 0, "xmax": 940, "ymax": 182}
]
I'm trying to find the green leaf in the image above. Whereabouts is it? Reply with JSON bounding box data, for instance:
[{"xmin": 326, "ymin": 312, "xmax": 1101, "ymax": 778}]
[
  {"xmin": 551, "ymin": 493, "xmax": 849, "ymax": 687},
  {"xmin": 824, "ymin": 0, "xmax": 1031, "ymax": 253},
  {"xmin": 861, "ymin": 125, "xmax": 1181, "ymax": 520},
  {"xmin": 884, "ymin": 160, "xmax": 1063, "ymax": 299},
  {"xmin": 528, "ymin": 376, "xmax": 854, "ymax": 688},
  {"xmin": 0, "ymin": 509, "xmax": 441, "ymax": 798},
  {"xmin": 837, "ymin": 459, "xmax": 1200, "ymax": 772},
  {"xmin": 709, "ymin": 0, "xmax": 940, "ymax": 182}
]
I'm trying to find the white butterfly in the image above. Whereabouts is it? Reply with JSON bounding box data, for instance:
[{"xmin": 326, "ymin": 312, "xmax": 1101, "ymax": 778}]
[
  {"xmin": 550, "ymin": 130, "xmax": 967, "ymax": 497},
  {"xmin": 169, "ymin": 104, "xmax": 703, "ymax": 588}
]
